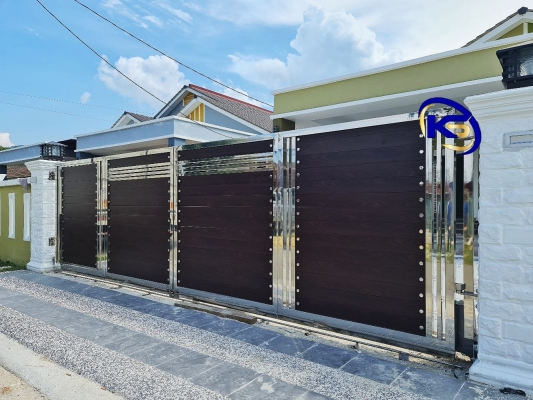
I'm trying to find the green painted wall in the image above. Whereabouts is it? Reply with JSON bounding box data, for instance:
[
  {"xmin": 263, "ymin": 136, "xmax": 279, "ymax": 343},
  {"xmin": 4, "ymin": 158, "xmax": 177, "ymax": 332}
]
[
  {"xmin": 0, "ymin": 184, "xmax": 31, "ymax": 265},
  {"xmin": 529, "ymin": 23, "xmax": 533, "ymax": 34},
  {"xmin": 273, "ymin": 41, "xmax": 530, "ymax": 116}
]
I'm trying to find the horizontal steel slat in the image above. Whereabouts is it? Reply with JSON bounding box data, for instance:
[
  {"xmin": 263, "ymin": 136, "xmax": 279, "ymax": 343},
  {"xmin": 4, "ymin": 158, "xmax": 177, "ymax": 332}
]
[{"xmin": 107, "ymin": 162, "xmax": 170, "ymax": 173}]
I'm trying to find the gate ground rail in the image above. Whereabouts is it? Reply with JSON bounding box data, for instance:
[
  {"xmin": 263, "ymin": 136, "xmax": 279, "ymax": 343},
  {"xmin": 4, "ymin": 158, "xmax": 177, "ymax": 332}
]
[{"xmin": 57, "ymin": 116, "xmax": 477, "ymax": 356}]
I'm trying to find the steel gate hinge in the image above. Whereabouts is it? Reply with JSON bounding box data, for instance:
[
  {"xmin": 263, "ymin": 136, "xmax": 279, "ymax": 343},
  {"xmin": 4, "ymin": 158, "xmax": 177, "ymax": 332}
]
[{"xmin": 455, "ymin": 283, "xmax": 477, "ymax": 297}]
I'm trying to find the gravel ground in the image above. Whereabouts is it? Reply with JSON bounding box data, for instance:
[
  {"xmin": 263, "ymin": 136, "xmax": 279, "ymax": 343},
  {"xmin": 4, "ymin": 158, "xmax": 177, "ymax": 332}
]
[
  {"xmin": 0, "ymin": 274, "xmax": 426, "ymax": 400},
  {"xmin": 0, "ymin": 305, "xmax": 225, "ymax": 400}
]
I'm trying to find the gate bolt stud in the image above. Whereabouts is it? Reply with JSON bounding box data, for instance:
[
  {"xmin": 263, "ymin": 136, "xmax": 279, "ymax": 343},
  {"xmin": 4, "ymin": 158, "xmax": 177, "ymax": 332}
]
[
  {"xmin": 419, "ymin": 166, "xmax": 424, "ymax": 170},
  {"xmin": 296, "ymin": 289, "xmax": 300, "ymax": 292},
  {"xmin": 269, "ymin": 236, "xmax": 273, "ymax": 239},
  {"xmin": 419, "ymin": 326, "xmax": 424, "ymax": 330},
  {"xmin": 296, "ymin": 276, "xmax": 299, "ymax": 279},
  {"xmin": 269, "ymin": 248, "xmax": 272, "ymax": 251},
  {"xmin": 269, "ymin": 272, "xmax": 272, "ymax": 276},
  {"xmin": 419, "ymin": 182, "xmax": 424, "ymax": 186},
  {"xmin": 269, "ymin": 297, "xmax": 273, "ymax": 300},
  {"xmin": 297, "ymin": 160, "xmax": 300, "ymax": 164},
  {"xmin": 269, "ymin": 285, "xmax": 272, "ymax": 288},
  {"xmin": 297, "ymin": 138, "xmax": 300, "ymax": 141},
  {"xmin": 297, "ymin": 238, "xmax": 300, "ymax": 241},
  {"xmin": 419, "ymin": 310, "xmax": 423, "ymax": 314},
  {"xmin": 419, "ymin": 293, "xmax": 424, "ymax": 298},
  {"xmin": 269, "ymin": 260, "xmax": 272, "ymax": 264},
  {"xmin": 419, "ymin": 246, "xmax": 424, "ymax": 250},
  {"xmin": 419, "ymin": 214, "xmax": 424, "ymax": 218},
  {"xmin": 419, "ymin": 230, "xmax": 423, "ymax": 234},
  {"xmin": 296, "ymin": 302, "xmax": 300, "ymax": 305},
  {"xmin": 419, "ymin": 261, "xmax": 423, "ymax": 266},
  {"xmin": 420, "ymin": 150, "xmax": 424, "ymax": 154},
  {"xmin": 419, "ymin": 198, "xmax": 423, "ymax": 202},
  {"xmin": 419, "ymin": 277, "xmax": 424, "ymax": 281}
]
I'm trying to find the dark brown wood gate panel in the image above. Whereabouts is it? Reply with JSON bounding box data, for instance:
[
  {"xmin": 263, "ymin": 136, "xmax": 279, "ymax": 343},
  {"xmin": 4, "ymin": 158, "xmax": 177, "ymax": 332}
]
[
  {"xmin": 178, "ymin": 141, "xmax": 273, "ymax": 304},
  {"xmin": 107, "ymin": 153, "xmax": 171, "ymax": 284},
  {"xmin": 61, "ymin": 163, "xmax": 97, "ymax": 267},
  {"xmin": 294, "ymin": 121, "xmax": 427, "ymax": 336}
]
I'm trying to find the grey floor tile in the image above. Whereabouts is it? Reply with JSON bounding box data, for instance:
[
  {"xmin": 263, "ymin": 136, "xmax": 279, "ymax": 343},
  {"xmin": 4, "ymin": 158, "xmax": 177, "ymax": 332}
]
[
  {"xmin": 30, "ymin": 277, "xmax": 88, "ymax": 293},
  {"xmin": 79, "ymin": 322, "xmax": 135, "ymax": 342},
  {"xmin": 78, "ymin": 286, "xmax": 122, "ymax": 300},
  {"xmin": 390, "ymin": 367, "xmax": 464, "ymax": 400},
  {"xmin": 103, "ymin": 293, "xmax": 157, "ymax": 309},
  {"xmin": 157, "ymin": 350, "xmax": 224, "ymax": 379},
  {"xmin": 229, "ymin": 326, "xmax": 280, "ymax": 346},
  {"xmin": 341, "ymin": 353, "xmax": 407, "ymax": 384},
  {"xmin": 229, "ymin": 375, "xmax": 309, "ymax": 399},
  {"xmin": 0, "ymin": 292, "xmax": 33, "ymax": 307},
  {"xmin": 259, "ymin": 335, "xmax": 315, "ymax": 356},
  {"xmin": 199, "ymin": 318, "xmax": 250, "ymax": 336},
  {"xmin": 455, "ymin": 382, "xmax": 515, "ymax": 400},
  {"xmin": 299, "ymin": 343, "xmax": 357, "ymax": 369},
  {"xmin": 190, "ymin": 362, "xmax": 259, "ymax": 396},
  {"xmin": 129, "ymin": 341, "xmax": 191, "ymax": 366},
  {"xmin": 102, "ymin": 332, "xmax": 160, "ymax": 355},
  {"xmin": 174, "ymin": 310, "xmax": 221, "ymax": 327}
]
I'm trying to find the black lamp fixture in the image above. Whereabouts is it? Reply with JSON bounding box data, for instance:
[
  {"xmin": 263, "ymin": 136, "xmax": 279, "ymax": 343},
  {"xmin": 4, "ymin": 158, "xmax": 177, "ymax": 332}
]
[
  {"xmin": 497, "ymin": 41, "xmax": 533, "ymax": 89},
  {"xmin": 40, "ymin": 142, "xmax": 66, "ymax": 160}
]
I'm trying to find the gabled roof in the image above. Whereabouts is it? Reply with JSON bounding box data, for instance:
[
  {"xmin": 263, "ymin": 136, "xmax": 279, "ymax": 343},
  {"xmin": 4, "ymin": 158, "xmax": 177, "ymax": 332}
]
[
  {"xmin": 463, "ymin": 7, "xmax": 533, "ymax": 47},
  {"xmin": 156, "ymin": 84, "xmax": 273, "ymax": 133},
  {"xmin": 6, "ymin": 165, "xmax": 30, "ymax": 179},
  {"xmin": 111, "ymin": 111, "xmax": 153, "ymax": 128}
]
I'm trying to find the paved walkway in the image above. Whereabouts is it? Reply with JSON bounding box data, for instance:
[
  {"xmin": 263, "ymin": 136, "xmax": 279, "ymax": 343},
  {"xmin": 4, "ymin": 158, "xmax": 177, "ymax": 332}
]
[
  {"xmin": 0, "ymin": 271, "xmax": 521, "ymax": 399},
  {"xmin": 0, "ymin": 365, "xmax": 46, "ymax": 400}
]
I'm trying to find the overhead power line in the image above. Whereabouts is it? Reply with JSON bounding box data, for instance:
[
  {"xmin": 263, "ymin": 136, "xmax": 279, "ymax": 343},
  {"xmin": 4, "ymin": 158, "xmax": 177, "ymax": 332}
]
[
  {"xmin": 1, "ymin": 102, "xmax": 113, "ymax": 121},
  {"xmin": 73, "ymin": 0, "xmax": 274, "ymax": 109},
  {"xmin": 0, "ymin": 90, "xmax": 151, "ymax": 115},
  {"xmin": 35, "ymin": 0, "xmax": 234, "ymax": 139}
]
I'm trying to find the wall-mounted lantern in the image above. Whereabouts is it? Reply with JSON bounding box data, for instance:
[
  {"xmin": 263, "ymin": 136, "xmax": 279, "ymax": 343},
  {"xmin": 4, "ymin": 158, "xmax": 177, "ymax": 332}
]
[
  {"xmin": 40, "ymin": 142, "xmax": 66, "ymax": 160},
  {"xmin": 497, "ymin": 42, "xmax": 533, "ymax": 89}
]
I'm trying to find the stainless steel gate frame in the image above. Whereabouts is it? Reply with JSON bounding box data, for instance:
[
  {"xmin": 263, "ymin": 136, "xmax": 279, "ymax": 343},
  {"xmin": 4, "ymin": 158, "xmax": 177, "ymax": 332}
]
[{"xmin": 57, "ymin": 115, "xmax": 478, "ymax": 356}]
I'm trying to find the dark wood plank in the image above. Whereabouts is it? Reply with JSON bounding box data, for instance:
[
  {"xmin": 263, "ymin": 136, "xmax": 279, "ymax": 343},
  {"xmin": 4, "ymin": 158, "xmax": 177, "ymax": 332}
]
[
  {"xmin": 107, "ymin": 231, "xmax": 170, "ymax": 248},
  {"xmin": 297, "ymin": 121, "xmax": 420, "ymax": 143},
  {"xmin": 296, "ymin": 192, "xmax": 424, "ymax": 209},
  {"xmin": 107, "ymin": 258, "xmax": 169, "ymax": 284},
  {"xmin": 179, "ymin": 215, "xmax": 272, "ymax": 229},
  {"xmin": 62, "ymin": 203, "xmax": 96, "ymax": 218},
  {"xmin": 296, "ymin": 245, "xmax": 424, "ymax": 269},
  {"xmin": 108, "ymin": 224, "xmax": 170, "ymax": 239},
  {"xmin": 180, "ymin": 277, "xmax": 272, "ymax": 304},
  {"xmin": 108, "ymin": 247, "xmax": 169, "ymax": 265},
  {"xmin": 179, "ymin": 259, "xmax": 271, "ymax": 282},
  {"xmin": 109, "ymin": 178, "xmax": 170, "ymax": 191},
  {"xmin": 108, "ymin": 195, "xmax": 169, "ymax": 207},
  {"xmin": 296, "ymin": 297, "xmax": 425, "ymax": 336},
  {"xmin": 109, "ymin": 205, "xmax": 168, "ymax": 217},
  {"xmin": 297, "ymin": 144, "xmax": 424, "ymax": 169},
  {"xmin": 179, "ymin": 236, "xmax": 270, "ymax": 255},
  {"xmin": 295, "ymin": 259, "xmax": 424, "ymax": 287},
  {"xmin": 108, "ymin": 153, "xmax": 170, "ymax": 169},
  {"xmin": 179, "ymin": 226, "xmax": 271, "ymax": 243},
  {"xmin": 296, "ymin": 205, "xmax": 424, "ymax": 224},
  {"xmin": 62, "ymin": 163, "xmax": 96, "ymax": 177},
  {"xmin": 108, "ymin": 216, "xmax": 168, "ymax": 227},
  {"xmin": 297, "ymin": 271, "xmax": 424, "ymax": 302},
  {"xmin": 179, "ymin": 170, "xmax": 272, "ymax": 187},
  {"xmin": 297, "ymin": 160, "xmax": 423, "ymax": 182},
  {"xmin": 62, "ymin": 195, "xmax": 96, "ymax": 205},
  {"xmin": 179, "ymin": 140, "xmax": 273, "ymax": 161},
  {"xmin": 61, "ymin": 253, "xmax": 96, "ymax": 268},
  {"xmin": 179, "ymin": 206, "xmax": 271, "ymax": 220},
  {"xmin": 179, "ymin": 245, "xmax": 271, "ymax": 266},
  {"xmin": 178, "ymin": 194, "xmax": 272, "ymax": 207},
  {"xmin": 296, "ymin": 219, "xmax": 423, "ymax": 238},
  {"xmin": 180, "ymin": 182, "xmax": 272, "ymax": 196},
  {"xmin": 296, "ymin": 232, "xmax": 423, "ymax": 255},
  {"xmin": 297, "ymin": 128, "xmax": 422, "ymax": 156},
  {"xmin": 62, "ymin": 180, "xmax": 97, "ymax": 191}
]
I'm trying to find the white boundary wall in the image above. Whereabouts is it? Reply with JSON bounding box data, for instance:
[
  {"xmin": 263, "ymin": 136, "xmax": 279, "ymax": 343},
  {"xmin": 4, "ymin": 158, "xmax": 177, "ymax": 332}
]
[{"xmin": 465, "ymin": 86, "xmax": 533, "ymax": 393}]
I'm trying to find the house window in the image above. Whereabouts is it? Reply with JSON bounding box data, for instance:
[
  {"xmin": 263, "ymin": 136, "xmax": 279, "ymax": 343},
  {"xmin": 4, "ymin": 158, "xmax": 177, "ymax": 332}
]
[
  {"xmin": 23, "ymin": 193, "xmax": 31, "ymax": 241},
  {"xmin": 8, "ymin": 193, "xmax": 15, "ymax": 239}
]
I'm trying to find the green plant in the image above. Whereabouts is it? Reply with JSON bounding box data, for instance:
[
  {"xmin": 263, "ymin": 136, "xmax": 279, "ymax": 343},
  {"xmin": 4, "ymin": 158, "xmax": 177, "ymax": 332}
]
[{"xmin": 0, "ymin": 259, "xmax": 26, "ymax": 273}]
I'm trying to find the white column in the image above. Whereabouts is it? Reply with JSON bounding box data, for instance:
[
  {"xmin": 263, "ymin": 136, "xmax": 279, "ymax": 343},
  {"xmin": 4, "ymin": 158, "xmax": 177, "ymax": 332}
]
[
  {"xmin": 464, "ymin": 86, "xmax": 533, "ymax": 393},
  {"xmin": 25, "ymin": 160, "xmax": 64, "ymax": 273}
]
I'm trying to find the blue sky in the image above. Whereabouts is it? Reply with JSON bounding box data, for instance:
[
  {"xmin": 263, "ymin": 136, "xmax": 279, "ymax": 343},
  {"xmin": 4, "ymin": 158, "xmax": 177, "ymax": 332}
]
[{"xmin": 0, "ymin": 0, "xmax": 527, "ymax": 146}]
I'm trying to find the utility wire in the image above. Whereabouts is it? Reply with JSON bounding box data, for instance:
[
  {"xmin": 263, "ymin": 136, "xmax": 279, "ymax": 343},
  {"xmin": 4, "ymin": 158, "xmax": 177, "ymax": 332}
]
[
  {"xmin": 0, "ymin": 90, "xmax": 151, "ymax": 115},
  {"xmin": 1, "ymin": 102, "xmax": 113, "ymax": 121},
  {"xmin": 35, "ymin": 0, "xmax": 234, "ymax": 139},
  {"xmin": 73, "ymin": 0, "xmax": 274, "ymax": 109}
]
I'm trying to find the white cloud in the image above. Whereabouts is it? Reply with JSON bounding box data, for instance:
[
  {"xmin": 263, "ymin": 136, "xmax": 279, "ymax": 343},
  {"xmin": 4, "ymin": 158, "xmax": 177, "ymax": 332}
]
[
  {"xmin": 98, "ymin": 55, "xmax": 189, "ymax": 108},
  {"xmin": 154, "ymin": 1, "xmax": 192, "ymax": 23},
  {"xmin": 80, "ymin": 92, "xmax": 91, "ymax": 104},
  {"xmin": 102, "ymin": 0, "xmax": 148, "ymax": 28},
  {"xmin": 143, "ymin": 15, "xmax": 163, "ymax": 27},
  {"xmin": 0, "ymin": 133, "xmax": 14, "ymax": 148},
  {"xmin": 229, "ymin": 7, "xmax": 400, "ymax": 90}
]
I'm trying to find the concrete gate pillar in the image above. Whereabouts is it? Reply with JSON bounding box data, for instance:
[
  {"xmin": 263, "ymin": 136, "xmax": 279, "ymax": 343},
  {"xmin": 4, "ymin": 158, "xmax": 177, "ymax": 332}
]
[
  {"xmin": 25, "ymin": 160, "xmax": 64, "ymax": 273},
  {"xmin": 464, "ymin": 86, "xmax": 533, "ymax": 393}
]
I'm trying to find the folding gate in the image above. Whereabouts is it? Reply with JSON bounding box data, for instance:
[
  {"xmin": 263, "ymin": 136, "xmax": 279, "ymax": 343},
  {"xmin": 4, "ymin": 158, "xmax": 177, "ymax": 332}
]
[{"xmin": 58, "ymin": 118, "xmax": 477, "ymax": 356}]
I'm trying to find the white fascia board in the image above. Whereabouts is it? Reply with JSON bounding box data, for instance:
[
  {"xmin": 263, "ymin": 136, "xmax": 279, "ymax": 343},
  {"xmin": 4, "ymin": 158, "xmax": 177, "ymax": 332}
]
[
  {"xmin": 271, "ymin": 76, "xmax": 502, "ymax": 120},
  {"xmin": 179, "ymin": 98, "xmax": 203, "ymax": 117},
  {"xmin": 0, "ymin": 179, "xmax": 28, "ymax": 188},
  {"xmin": 282, "ymin": 113, "xmax": 415, "ymax": 139},
  {"xmin": 473, "ymin": 14, "xmax": 533, "ymax": 45},
  {"xmin": 76, "ymin": 115, "xmax": 254, "ymax": 140},
  {"xmin": 271, "ymin": 33, "xmax": 533, "ymax": 95},
  {"xmin": 154, "ymin": 87, "xmax": 190, "ymax": 118}
]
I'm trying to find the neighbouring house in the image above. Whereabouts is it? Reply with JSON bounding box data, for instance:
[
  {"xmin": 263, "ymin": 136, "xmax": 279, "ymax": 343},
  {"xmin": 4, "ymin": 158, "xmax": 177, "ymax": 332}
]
[{"xmin": 271, "ymin": 7, "xmax": 533, "ymax": 130}]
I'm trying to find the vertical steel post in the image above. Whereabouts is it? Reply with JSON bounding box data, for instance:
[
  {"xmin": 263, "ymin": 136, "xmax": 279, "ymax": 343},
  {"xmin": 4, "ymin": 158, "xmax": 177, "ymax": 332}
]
[
  {"xmin": 273, "ymin": 134, "xmax": 284, "ymax": 313},
  {"xmin": 170, "ymin": 148, "xmax": 178, "ymax": 291},
  {"xmin": 463, "ymin": 150, "xmax": 475, "ymax": 341},
  {"xmin": 425, "ymin": 122, "xmax": 436, "ymax": 337}
]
